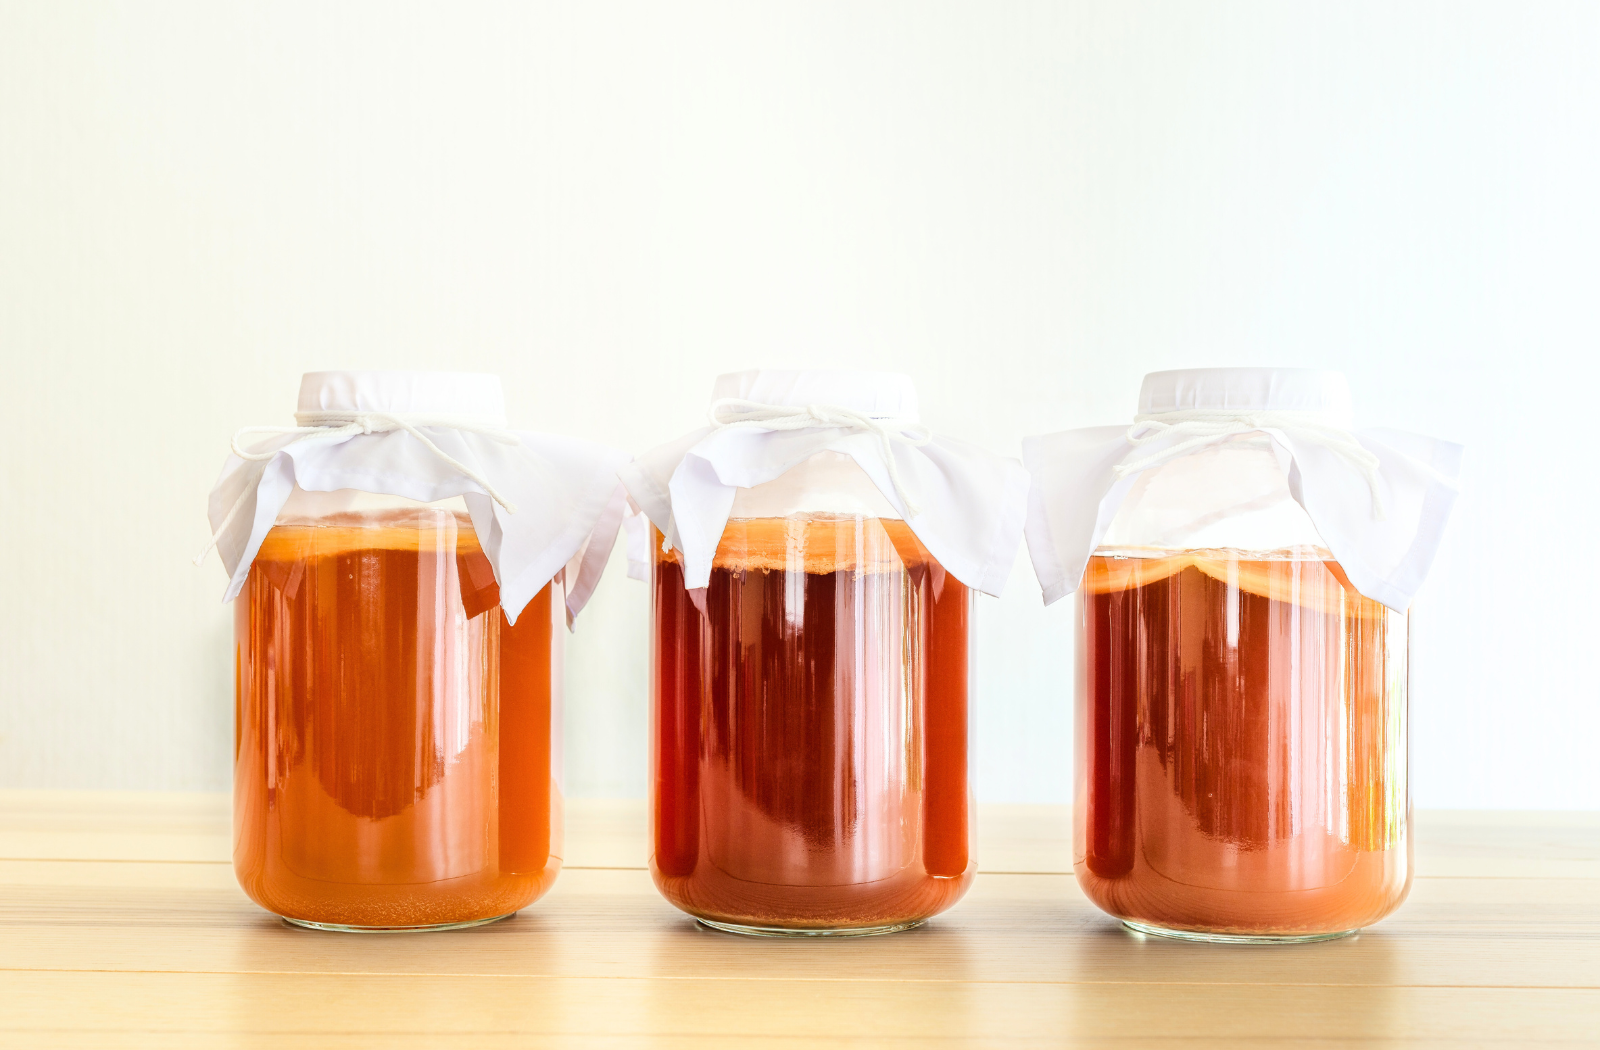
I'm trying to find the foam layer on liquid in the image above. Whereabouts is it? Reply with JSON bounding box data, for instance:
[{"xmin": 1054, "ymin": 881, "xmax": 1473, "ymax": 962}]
[
  {"xmin": 256, "ymin": 509, "xmax": 484, "ymax": 557},
  {"xmin": 1085, "ymin": 547, "xmax": 1388, "ymax": 620},
  {"xmin": 659, "ymin": 516, "xmax": 937, "ymax": 575}
]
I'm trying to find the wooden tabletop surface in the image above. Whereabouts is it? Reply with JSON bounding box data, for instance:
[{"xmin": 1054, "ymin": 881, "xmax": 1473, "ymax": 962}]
[{"xmin": 0, "ymin": 793, "xmax": 1595, "ymax": 1048}]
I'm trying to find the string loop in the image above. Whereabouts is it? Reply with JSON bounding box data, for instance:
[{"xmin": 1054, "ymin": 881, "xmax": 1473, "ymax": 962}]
[
  {"xmin": 708, "ymin": 397, "xmax": 932, "ymax": 517},
  {"xmin": 1113, "ymin": 409, "xmax": 1387, "ymax": 520},
  {"xmin": 194, "ymin": 412, "xmax": 520, "ymax": 565}
]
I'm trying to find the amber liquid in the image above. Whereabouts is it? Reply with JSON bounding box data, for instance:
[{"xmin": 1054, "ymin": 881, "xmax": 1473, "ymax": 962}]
[
  {"xmin": 234, "ymin": 509, "xmax": 560, "ymax": 928},
  {"xmin": 1077, "ymin": 551, "xmax": 1410, "ymax": 937},
  {"xmin": 652, "ymin": 517, "xmax": 974, "ymax": 930}
]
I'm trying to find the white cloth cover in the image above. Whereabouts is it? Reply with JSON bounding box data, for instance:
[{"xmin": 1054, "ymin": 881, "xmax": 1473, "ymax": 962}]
[
  {"xmin": 622, "ymin": 499, "xmax": 652, "ymax": 582},
  {"xmin": 618, "ymin": 370, "xmax": 1031, "ymax": 596},
  {"xmin": 205, "ymin": 371, "xmax": 631, "ymax": 625},
  {"xmin": 1022, "ymin": 368, "xmax": 1463, "ymax": 612}
]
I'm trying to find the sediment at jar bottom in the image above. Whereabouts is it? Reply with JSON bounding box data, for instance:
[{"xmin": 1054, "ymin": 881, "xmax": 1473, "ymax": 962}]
[
  {"xmin": 238, "ymin": 863, "xmax": 562, "ymax": 929},
  {"xmin": 651, "ymin": 517, "xmax": 973, "ymax": 929},
  {"xmin": 1075, "ymin": 848, "xmax": 1410, "ymax": 937},
  {"xmin": 1078, "ymin": 551, "xmax": 1410, "ymax": 935},
  {"xmin": 652, "ymin": 860, "xmax": 975, "ymax": 931},
  {"xmin": 234, "ymin": 514, "xmax": 562, "ymax": 928}
]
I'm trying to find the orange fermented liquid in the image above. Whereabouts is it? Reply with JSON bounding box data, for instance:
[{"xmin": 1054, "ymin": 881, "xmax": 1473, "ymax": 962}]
[
  {"xmin": 1077, "ymin": 551, "xmax": 1410, "ymax": 937},
  {"xmin": 652, "ymin": 517, "xmax": 973, "ymax": 931},
  {"xmin": 233, "ymin": 508, "xmax": 561, "ymax": 928}
]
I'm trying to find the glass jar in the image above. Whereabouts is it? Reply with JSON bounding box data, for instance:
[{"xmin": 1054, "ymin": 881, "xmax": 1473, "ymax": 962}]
[
  {"xmin": 649, "ymin": 451, "xmax": 976, "ymax": 936},
  {"xmin": 1075, "ymin": 437, "xmax": 1410, "ymax": 942},
  {"xmin": 233, "ymin": 486, "xmax": 563, "ymax": 931}
]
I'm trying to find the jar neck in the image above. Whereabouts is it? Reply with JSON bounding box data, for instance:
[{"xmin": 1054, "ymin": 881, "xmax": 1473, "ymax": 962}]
[
  {"xmin": 727, "ymin": 450, "xmax": 902, "ymax": 521},
  {"xmin": 274, "ymin": 485, "xmax": 473, "ymax": 529},
  {"xmin": 1098, "ymin": 441, "xmax": 1328, "ymax": 555}
]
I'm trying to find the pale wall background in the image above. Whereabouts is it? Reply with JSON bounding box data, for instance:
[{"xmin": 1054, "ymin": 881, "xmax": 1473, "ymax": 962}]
[{"xmin": 2, "ymin": 2, "xmax": 1595, "ymax": 808}]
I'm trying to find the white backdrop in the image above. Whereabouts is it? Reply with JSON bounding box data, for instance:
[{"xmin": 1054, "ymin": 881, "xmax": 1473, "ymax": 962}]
[{"xmin": 2, "ymin": 2, "xmax": 1595, "ymax": 808}]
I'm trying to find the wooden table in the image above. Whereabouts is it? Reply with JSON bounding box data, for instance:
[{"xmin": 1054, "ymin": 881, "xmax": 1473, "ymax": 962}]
[{"xmin": 0, "ymin": 794, "xmax": 1595, "ymax": 1048}]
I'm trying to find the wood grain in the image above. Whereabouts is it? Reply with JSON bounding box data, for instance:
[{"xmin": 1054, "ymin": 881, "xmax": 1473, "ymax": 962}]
[
  {"xmin": 1, "ymin": 973, "xmax": 1596, "ymax": 1049},
  {"xmin": 0, "ymin": 793, "xmax": 1594, "ymax": 1047}
]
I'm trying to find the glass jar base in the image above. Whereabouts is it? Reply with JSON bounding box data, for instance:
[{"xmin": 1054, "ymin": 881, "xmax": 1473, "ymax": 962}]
[
  {"xmin": 696, "ymin": 918, "xmax": 924, "ymax": 939},
  {"xmin": 281, "ymin": 912, "xmax": 516, "ymax": 934},
  {"xmin": 1122, "ymin": 919, "xmax": 1358, "ymax": 945}
]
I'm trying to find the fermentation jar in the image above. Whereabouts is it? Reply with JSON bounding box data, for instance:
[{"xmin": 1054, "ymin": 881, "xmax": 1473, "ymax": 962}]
[
  {"xmin": 1023, "ymin": 368, "xmax": 1461, "ymax": 942},
  {"xmin": 204, "ymin": 371, "xmax": 628, "ymax": 931},
  {"xmin": 622, "ymin": 370, "xmax": 1028, "ymax": 936}
]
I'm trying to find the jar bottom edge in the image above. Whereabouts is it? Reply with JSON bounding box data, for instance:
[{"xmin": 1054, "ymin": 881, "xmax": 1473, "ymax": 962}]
[
  {"xmin": 1121, "ymin": 919, "xmax": 1358, "ymax": 945},
  {"xmin": 696, "ymin": 918, "xmax": 925, "ymax": 939},
  {"xmin": 280, "ymin": 912, "xmax": 517, "ymax": 934}
]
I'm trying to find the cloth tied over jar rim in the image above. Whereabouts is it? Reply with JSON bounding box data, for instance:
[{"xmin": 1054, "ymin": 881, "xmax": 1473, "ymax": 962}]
[
  {"xmin": 1021, "ymin": 367, "xmax": 1464, "ymax": 613},
  {"xmin": 618, "ymin": 369, "xmax": 1031, "ymax": 597},
  {"xmin": 201, "ymin": 370, "xmax": 632, "ymax": 625}
]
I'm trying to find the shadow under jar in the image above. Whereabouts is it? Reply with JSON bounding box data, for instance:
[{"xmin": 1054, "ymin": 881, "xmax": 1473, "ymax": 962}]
[
  {"xmin": 1074, "ymin": 441, "xmax": 1411, "ymax": 943},
  {"xmin": 233, "ymin": 488, "xmax": 563, "ymax": 931},
  {"xmin": 650, "ymin": 469, "xmax": 976, "ymax": 936}
]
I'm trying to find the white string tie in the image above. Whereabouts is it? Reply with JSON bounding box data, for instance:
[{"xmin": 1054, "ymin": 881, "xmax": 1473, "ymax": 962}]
[
  {"xmin": 1113, "ymin": 409, "xmax": 1388, "ymax": 521},
  {"xmin": 708, "ymin": 397, "xmax": 933, "ymax": 517},
  {"xmin": 193, "ymin": 411, "xmax": 521, "ymax": 565}
]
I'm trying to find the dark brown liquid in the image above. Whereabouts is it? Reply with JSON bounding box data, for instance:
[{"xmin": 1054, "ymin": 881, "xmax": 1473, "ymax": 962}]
[
  {"xmin": 233, "ymin": 511, "xmax": 560, "ymax": 928},
  {"xmin": 652, "ymin": 517, "xmax": 973, "ymax": 930},
  {"xmin": 1078, "ymin": 552, "xmax": 1410, "ymax": 936}
]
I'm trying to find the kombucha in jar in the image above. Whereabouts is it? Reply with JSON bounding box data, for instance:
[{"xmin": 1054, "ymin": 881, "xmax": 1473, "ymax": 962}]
[
  {"xmin": 1038, "ymin": 365, "xmax": 1450, "ymax": 942},
  {"xmin": 649, "ymin": 461, "xmax": 977, "ymax": 936},
  {"xmin": 1076, "ymin": 546, "xmax": 1409, "ymax": 941},
  {"xmin": 1023, "ymin": 368, "xmax": 1460, "ymax": 941},
  {"xmin": 233, "ymin": 488, "xmax": 563, "ymax": 931}
]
